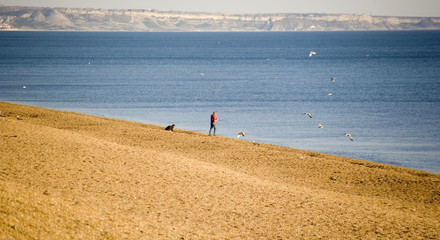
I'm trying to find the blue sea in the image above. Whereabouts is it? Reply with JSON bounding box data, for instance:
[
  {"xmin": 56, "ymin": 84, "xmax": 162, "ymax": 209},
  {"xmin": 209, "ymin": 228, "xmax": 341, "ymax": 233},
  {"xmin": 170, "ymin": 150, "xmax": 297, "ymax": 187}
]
[{"xmin": 1, "ymin": 31, "xmax": 440, "ymax": 173}]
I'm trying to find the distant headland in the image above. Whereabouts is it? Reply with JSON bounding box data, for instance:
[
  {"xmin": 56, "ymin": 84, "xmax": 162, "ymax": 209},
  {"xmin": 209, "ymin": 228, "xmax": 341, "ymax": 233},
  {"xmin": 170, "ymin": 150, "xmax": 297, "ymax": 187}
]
[{"xmin": 1, "ymin": 6, "xmax": 440, "ymax": 32}]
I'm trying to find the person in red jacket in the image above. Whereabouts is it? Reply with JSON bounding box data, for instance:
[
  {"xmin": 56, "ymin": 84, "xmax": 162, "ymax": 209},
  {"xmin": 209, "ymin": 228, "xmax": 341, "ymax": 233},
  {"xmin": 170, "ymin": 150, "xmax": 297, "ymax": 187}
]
[{"xmin": 209, "ymin": 111, "xmax": 218, "ymax": 136}]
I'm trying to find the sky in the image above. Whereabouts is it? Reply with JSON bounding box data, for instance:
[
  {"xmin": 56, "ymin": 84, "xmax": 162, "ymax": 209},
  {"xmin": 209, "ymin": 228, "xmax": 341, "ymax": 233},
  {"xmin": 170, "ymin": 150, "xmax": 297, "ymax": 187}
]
[{"xmin": 1, "ymin": 0, "xmax": 440, "ymax": 17}]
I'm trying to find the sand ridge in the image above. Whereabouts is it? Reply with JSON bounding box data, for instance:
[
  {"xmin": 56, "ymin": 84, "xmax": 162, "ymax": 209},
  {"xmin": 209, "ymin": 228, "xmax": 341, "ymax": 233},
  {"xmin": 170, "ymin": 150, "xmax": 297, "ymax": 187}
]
[{"xmin": 1, "ymin": 101, "xmax": 439, "ymax": 239}]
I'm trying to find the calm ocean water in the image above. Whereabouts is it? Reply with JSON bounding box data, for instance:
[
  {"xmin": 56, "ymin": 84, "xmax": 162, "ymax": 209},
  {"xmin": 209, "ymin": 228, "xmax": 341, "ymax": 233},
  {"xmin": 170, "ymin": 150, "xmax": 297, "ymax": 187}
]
[{"xmin": 1, "ymin": 31, "xmax": 439, "ymax": 173}]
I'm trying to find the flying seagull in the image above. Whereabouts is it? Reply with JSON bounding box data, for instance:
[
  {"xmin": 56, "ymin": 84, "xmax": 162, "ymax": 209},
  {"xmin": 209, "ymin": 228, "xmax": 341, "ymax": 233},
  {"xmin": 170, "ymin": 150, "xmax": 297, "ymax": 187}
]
[
  {"xmin": 237, "ymin": 132, "xmax": 246, "ymax": 139},
  {"xmin": 304, "ymin": 112, "xmax": 312, "ymax": 118},
  {"xmin": 343, "ymin": 133, "xmax": 353, "ymax": 141},
  {"xmin": 309, "ymin": 51, "xmax": 316, "ymax": 57}
]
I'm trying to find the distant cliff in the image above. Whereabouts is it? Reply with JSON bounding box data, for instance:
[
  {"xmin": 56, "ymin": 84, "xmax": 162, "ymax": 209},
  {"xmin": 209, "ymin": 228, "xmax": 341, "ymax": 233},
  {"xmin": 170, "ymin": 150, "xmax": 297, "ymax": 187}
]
[{"xmin": 1, "ymin": 6, "xmax": 440, "ymax": 31}]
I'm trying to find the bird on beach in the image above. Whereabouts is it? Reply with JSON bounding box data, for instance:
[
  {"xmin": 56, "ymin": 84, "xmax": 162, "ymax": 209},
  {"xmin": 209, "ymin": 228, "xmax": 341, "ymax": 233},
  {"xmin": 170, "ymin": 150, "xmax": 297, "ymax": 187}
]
[
  {"xmin": 318, "ymin": 124, "xmax": 324, "ymax": 128},
  {"xmin": 343, "ymin": 133, "xmax": 354, "ymax": 141},
  {"xmin": 304, "ymin": 112, "xmax": 313, "ymax": 118},
  {"xmin": 237, "ymin": 132, "xmax": 245, "ymax": 139},
  {"xmin": 16, "ymin": 115, "xmax": 22, "ymax": 120},
  {"xmin": 309, "ymin": 51, "xmax": 316, "ymax": 57}
]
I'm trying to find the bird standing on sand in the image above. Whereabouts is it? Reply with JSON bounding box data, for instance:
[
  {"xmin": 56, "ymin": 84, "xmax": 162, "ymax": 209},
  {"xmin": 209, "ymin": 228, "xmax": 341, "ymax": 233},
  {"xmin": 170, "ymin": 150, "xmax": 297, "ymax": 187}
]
[
  {"xmin": 237, "ymin": 132, "xmax": 245, "ymax": 139},
  {"xmin": 343, "ymin": 133, "xmax": 354, "ymax": 141},
  {"xmin": 309, "ymin": 51, "xmax": 316, "ymax": 57},
  {"xmin": 16, "ymin": 115, "xmax": 22, "ymax": 120},
  {"xmin": 304, "ymin": 112, "xmax": 313, "ymax": 118}
]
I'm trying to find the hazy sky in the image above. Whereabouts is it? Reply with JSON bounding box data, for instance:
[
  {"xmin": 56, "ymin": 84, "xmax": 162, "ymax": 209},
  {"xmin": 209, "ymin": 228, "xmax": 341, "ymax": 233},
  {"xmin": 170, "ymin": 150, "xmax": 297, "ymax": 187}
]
[{"xmin": 1, "ymin": 0, "xmax": 440, "ymax": 17}]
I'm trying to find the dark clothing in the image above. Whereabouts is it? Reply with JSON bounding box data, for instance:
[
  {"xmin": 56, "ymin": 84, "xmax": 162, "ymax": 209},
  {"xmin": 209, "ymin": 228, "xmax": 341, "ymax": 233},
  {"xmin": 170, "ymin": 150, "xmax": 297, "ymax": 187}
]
[
  {"xmin": 165, "ymin": 124, "xmax": 175, "ymax": 131},
  {"xmin": 209, "ymin": 122, "xmax": 216, "ymax": 135}
]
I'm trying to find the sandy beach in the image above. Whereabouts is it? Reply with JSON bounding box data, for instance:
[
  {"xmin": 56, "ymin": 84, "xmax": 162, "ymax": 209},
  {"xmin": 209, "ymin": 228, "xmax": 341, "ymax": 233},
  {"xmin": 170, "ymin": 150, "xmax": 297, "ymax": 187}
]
[{"xmin": 1, "ymin": 101, "xmax": 439, "ymax": 239}]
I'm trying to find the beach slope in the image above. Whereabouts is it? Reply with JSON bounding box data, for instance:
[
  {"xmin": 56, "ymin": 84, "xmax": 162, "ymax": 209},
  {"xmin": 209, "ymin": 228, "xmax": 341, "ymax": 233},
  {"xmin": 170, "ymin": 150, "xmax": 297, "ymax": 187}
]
[{"xmin": 1, "ymin": 101, "xmax": 439, "ymax": 239}]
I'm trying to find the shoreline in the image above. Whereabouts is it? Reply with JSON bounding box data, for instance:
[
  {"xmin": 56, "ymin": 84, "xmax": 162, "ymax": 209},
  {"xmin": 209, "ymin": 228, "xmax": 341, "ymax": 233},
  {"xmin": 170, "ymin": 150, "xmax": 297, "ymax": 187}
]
[
  {"xmin": 6, "ymin": 100, "xmax": 439, "ymax": 174},
  {"xmin": 1, "ymin": 101, "xmax": 439, "ymax": 238},
  {"xmin": 2, "ymin": 6, "xmax": 440, "ymax": 32}
]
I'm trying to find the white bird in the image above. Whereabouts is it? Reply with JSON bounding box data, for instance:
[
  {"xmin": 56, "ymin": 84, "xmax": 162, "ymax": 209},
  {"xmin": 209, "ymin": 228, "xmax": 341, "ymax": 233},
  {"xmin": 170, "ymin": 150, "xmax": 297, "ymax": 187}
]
[
  {"xmin": 237, "ymin": 132, "xmax": 245, "ymax": 139},
  {"xmin": 328, "ymin": 93, "xmax": 333, "ymax": 96},
  {"xmin": 331, "ymin": 77, "xmax": 336, "ymax": 82},
  {"xmin": 22, "ymin": 85, "xmax": 26, "ymax": 89},
  {"xmin": 309, "ymin": 51, "xmax": 316, "ymax": 57},
  {"xmin": 304, "ymin": 112, "xmax": 312, "ymax": 118},
  {"xmin": 318, "ymin": 124, "xmax": 324, "ymax": 128},
  {"xmin": 343, "ymin": 133, "xmax": 353, "ymax": 141},
  {"xmin": 16, "ymin": 115, "xmax": 22, "ymax": 120}
]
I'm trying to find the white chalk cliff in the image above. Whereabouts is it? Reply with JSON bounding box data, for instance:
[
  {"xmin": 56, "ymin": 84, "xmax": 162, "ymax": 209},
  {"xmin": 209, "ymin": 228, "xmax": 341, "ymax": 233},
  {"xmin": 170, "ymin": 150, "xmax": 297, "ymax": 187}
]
[{"xmin": 1, "ymin": 6, "xmax": 439, "ymax": 31}]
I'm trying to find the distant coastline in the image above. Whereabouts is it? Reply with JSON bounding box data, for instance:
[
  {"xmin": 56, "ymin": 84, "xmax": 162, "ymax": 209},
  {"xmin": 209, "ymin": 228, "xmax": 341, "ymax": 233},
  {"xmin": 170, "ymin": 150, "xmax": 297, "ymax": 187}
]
[{"xmin": 1, "ymin": 6, "xmax": 440, "ymax": 32}]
